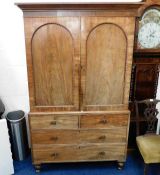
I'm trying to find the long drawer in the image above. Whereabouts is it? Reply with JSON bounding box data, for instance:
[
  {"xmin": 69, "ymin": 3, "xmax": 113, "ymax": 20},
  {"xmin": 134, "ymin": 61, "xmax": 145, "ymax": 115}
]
[
  {"xmin": 80, "ymin": 114, "xmax": 129, "ymax": 128},
  {"xmin": 33, "ymin": 144, "xmax": 126, "ymax": 163},
  {"xmin": 30, "ymin": 114, "xmax": 79, "ymax": 129},
  {"xmin": 31, "ymin": 128, "xmax": 127, "ymax": 144}
]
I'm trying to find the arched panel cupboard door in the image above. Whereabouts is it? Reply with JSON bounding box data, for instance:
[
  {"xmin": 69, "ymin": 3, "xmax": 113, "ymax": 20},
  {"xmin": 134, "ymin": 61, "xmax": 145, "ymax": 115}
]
[
  {"xmin": 81, "ymin": 17, "xmax": 136, "ymax": 111},
  {"xmin": 24, "ymin": 17, "xmax": 80, "ymax": 112}
]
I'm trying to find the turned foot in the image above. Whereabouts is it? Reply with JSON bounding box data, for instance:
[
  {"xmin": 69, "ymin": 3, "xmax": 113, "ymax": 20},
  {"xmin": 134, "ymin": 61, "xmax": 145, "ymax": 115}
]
[
  {"xmin": 35, "ymin": 164, "xmax": 41, "ymax": 173},
  {"xmin": 117, "ymin": 162, "xmax": 125, "ymax": 170}
]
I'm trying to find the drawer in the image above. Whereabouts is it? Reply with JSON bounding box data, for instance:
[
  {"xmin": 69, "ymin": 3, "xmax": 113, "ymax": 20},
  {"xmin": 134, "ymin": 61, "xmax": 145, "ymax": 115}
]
[
  {"xmin": 80, "ymin": 114, "xmax": 129, "ymax": 129},
  {"xmin": 32, "ymin": 130, "xmax": 78, "ymax": 144},
  {"xmin": 76, "ymin": 144, "xmax": 126, "ymax": 161},
  {"xmin": 31, "ymin": 128, "xmax": 127, "ymax": 144},
  {"xmin": 33, "ymin": 144, "xmax": 126, "ymax": 163},
  {"xmin": 79, "ymin": 129, "xmax": 127, "ymax": 143},
  {"xmin": 30, "ymin": 115, "xmax": 78, "ymax": 129}
]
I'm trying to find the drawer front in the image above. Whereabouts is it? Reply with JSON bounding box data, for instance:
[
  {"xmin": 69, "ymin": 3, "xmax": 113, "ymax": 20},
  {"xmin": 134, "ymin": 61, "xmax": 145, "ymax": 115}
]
[
  {"xmin": 32, "ymin": 130, "xmax": 78, "ymax": 144},
  {"xmin": 80, "ymin": 114, "xmax": 129, "ymax": 129},
  {"xmin": 31, "ymin": 128, "xmax": 127, "ymax": 144},
  {"xmin": 79, "ymin": 129, "xmax": 127, "ymax": 144},
  {"xmin": 30, "ymin": 115, "xmax": 78, "ymax": 129},
  {"xmin": 33, "ymin": 144, "xmax": 126, "ymax": 163}
]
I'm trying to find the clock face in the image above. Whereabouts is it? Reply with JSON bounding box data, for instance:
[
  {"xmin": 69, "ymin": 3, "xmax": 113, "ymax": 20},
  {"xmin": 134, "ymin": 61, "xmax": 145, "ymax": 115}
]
[
  {"xmin": 138, "ymin": 8, "xmax": 160, "ymax": 49},
  {"xmin": 138, "ymin": 22, "xmax": 160, "ymax": 48},
  {"xmin": 142, "ymin": 9, "xmax": 160, "ymax": 22}
]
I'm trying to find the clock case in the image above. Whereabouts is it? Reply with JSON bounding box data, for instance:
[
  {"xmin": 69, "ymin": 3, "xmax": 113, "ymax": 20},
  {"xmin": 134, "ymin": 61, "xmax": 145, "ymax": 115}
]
[{"xmin": 134, "ymin": 0, "xmax": 160, "ymax": 55}]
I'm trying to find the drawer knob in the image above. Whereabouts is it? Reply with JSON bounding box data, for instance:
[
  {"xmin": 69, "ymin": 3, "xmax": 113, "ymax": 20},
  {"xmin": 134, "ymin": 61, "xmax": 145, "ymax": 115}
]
[
  {"xmin": 50, "ymin": 136, "xmax": 58, "ymax": 141},
  {"xmin": 98, "ymin": 151, "xmax": 106, "ymax": 156},
  {"xmin": 51, "ymin": 153, "xmax": 59, "ymax": 158},
  {"xmin": 99, "ymin": 135, "xmax": 106, "ymax": 140},
  {"xmin": 99, "ymin": 119, "xmax": 107, "ymax": 124},
  {"xmin": 50, "ymin": 121, "xmax": 57, "ymax": 125}
]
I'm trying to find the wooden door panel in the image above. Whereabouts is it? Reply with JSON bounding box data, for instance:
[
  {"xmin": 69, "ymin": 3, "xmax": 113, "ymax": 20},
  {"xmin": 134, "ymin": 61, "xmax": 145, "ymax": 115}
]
[
  {"xmin": 86, "ymin": 24, "xmax": 126, "ymax": 105},
  {"xmin": 81, "ymin": 17, "xmax": 135, "ymax": 111},
  {"xmin": 32, "ymin": 24, "xmax": 73, "ymax": 106},
  {"xmin": 24, "ymin": 17, "xmax": 80, "ymax": 111}
]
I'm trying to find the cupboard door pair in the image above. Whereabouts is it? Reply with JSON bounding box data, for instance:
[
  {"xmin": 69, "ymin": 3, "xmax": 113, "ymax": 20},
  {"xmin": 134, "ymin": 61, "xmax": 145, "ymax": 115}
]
[{"xmin": 25, "ymin": 17, "xmax": 135, "ymax": 111}]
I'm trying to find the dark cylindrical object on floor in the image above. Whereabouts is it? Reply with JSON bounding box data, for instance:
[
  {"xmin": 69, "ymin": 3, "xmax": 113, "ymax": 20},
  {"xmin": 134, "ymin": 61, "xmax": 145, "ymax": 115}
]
[{"xmin": 6, "ymin": 110, "xmax": 29, "ymax": 161}]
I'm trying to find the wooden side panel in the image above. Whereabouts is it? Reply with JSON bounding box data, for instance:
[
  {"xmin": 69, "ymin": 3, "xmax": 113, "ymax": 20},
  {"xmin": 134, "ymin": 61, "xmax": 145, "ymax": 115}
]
[
  {"xmin": 81, "ymin": 17, "xmax": 135, "ymax": 111},
  {"xmin": 86, "ymin": 24, "xmax": 126, "ymax": 105},
  {"xmin": 24, "ymin": 17, "xmax": 80, "ymax": 112},
  {"xmin": 32, "ymin": 24, "xmax": 73, "ymax": 106}
]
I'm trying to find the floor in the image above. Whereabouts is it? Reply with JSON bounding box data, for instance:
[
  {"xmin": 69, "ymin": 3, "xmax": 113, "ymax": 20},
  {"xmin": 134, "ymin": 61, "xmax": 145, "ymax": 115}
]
[{"xmin": 13, "ymin": 152, "xmax": 160, "ymax": 175}]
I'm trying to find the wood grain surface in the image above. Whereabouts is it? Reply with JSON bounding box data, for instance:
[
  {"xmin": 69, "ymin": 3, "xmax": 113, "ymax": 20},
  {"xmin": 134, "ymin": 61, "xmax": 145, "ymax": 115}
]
[
  {"xmin": 19, "ymin": 2, "xmax": 140, "ymax": 169},
  {"xmin": 85, "ymin": 23, "xmax": 127, "ymax": 106},
  {"xmin": 32, "ymin": 24, "xmax": 73, "ymax": 106},
  {"xmin": 33, "ymin": 143, "xmax": 126, "ymax": 163},
  {"xmin": 80, "ymin": 114, "xmax": 128, "ymax": 128},
  {"xmin": 24, "ymin": 17, "xmax": 80, "ymax": 111},
  {"xmin": 81, "ymin": 17, "xmax": 135, "ymax": 111},
  {"xmin": 30, "ymin": 114, "xmax": 79, "ymax": 129},
  {"xmin": 31, "ymin": 128, "xmax": 127, "ymax": 144}
]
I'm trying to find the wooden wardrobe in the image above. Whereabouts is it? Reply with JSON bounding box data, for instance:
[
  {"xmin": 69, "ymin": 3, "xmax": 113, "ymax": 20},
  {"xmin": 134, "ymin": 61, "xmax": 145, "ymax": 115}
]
[{"xmin": 17, "ymin": 3, "xmax": 143, "ymax": 172}]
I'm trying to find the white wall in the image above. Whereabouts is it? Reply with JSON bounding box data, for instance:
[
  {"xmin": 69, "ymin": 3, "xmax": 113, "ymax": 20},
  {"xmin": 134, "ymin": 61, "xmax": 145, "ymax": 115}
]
[{"xmin": 0, "ymin": 1, "xmax": 29, "ymax": 116}]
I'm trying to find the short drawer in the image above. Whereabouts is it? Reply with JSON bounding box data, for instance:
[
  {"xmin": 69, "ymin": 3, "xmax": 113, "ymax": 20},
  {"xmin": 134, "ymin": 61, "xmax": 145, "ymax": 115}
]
[
  {"xmin": 32, "ymin": 130, "xmax": 78, "ymax": 144},
  {"xmin": 31, "ymin": 128, "xmax": 127, "ymax": 145},
  {"xmin": 79, "ymin": 129, "xmax": 127, "ymax": 143},
  {"xmin": 30, "ymin": 114, "xmax": 78, "ymax": 129},
  {"xmin": 80, "ymin": 114, "xmax": 129, "ymax": 129},
  {"xmin": 33, "ymin": 144, "xmax": 126, "ymax": 163}
]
